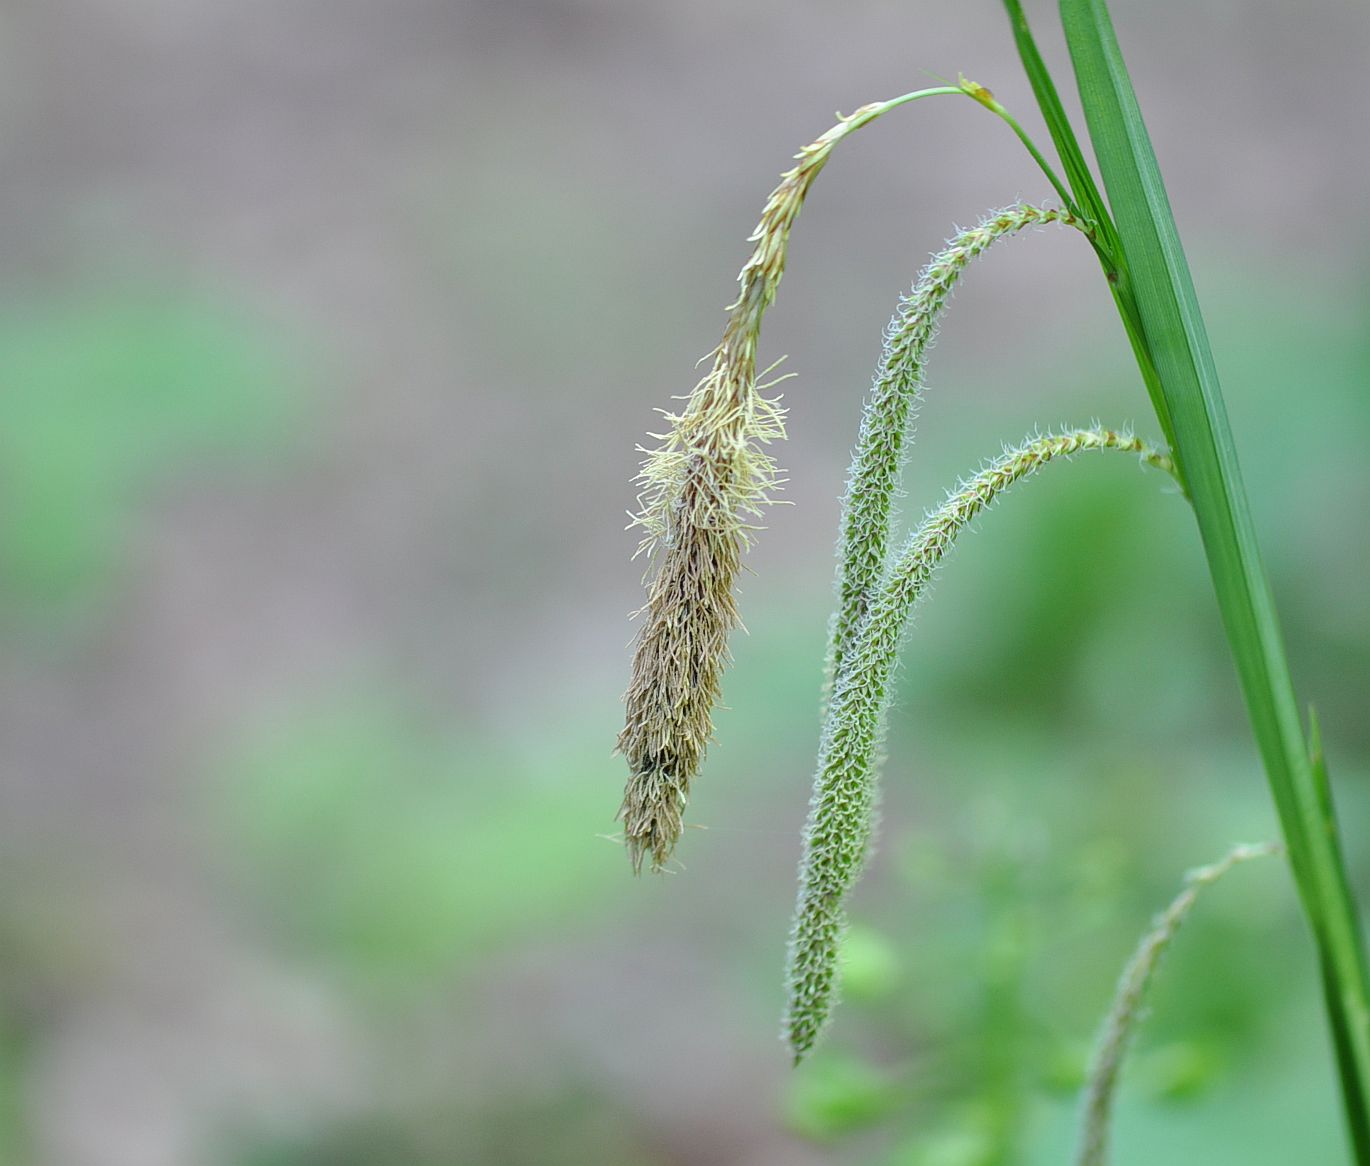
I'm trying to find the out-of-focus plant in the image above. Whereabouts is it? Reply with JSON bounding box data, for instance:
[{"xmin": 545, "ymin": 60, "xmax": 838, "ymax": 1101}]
[{"xmin": 1076, "ymin": 842, "xmax": 1279, "ymax": 1166}]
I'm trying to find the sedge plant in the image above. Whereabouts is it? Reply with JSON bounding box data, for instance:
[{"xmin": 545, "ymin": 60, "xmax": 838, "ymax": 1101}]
[
  {"xmin": 1076, "ymin": 841, "xmax": 1281, "ymax": 1166},
  {"xmin": 614, "ymin": 0, "xmax": 1370, "ymax": 1157}
]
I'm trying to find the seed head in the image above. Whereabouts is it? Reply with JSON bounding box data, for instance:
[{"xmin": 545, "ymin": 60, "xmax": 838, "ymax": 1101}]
[{"xmin": 616, "ymin": 103, "xmax": 899, "ymax": 872}]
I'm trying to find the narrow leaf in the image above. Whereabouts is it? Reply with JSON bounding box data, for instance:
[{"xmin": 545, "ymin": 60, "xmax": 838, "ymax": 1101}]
[
  {"xmin": 1057, "ymin": 0, "xmax": 1370, "ymax": 1154},
  {"xmin": 999, "ymin": 0, "xmax": 1179, "ymax": 452},
  {"xmin": 1000, "ymin": 0, "xmax": 1110, "ymax": 233}
]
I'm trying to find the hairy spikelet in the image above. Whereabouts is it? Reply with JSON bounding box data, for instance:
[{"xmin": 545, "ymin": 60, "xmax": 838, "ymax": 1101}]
[
  {"xmin": 617, "ymin": 100, "xmax": 919, "ymax": 874},
  {"xmin": 827, "ymin": 204, "xmax": 1093, "ymax": 693},
  {"xmin": 785, "ymin": 427, "xmax": 1174, "ymax": 1058},
  {"xmin": 1076, "ymin": 842, "xmax": 1278, "ymax": 1166}
]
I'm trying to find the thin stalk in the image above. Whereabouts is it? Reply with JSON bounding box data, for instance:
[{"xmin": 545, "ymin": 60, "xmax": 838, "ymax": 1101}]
[
  {"xmin": 996, "ymin": 0, "xmax": 1177, "ymax": 455},
  {"xmin": 957, "ymin": 77, "xmax": 1082, "ymax": 225},
  {"xmin": 1077, "ymin": 842, "xmax": 1279, "ymax": 1166}
]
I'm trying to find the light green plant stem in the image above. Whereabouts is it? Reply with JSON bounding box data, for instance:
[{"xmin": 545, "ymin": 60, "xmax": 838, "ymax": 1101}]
[
  {"xmin": 958, "ymin": 77, "xmax": 1080, "ymax": 223},
  {"xmin": 826, "ymin": 203, "xmax": 1092, "ymax": 696},
  {"xmin": 786, "ymin": 426, "xmax": 1174, "ymax": 1059},
  {"xmin": 1077, "ymin": 842, "xmax": 1280, "ymax": 1166}
]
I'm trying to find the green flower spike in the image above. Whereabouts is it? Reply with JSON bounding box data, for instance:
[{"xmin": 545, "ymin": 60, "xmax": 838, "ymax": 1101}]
[
  {"xmin": 787, "ymin": 426, "xmax": 1175, "ymax": 1059},
  {"xmin": 826, "ymin": 203, "xmax": 1092, "ymax": 698}
]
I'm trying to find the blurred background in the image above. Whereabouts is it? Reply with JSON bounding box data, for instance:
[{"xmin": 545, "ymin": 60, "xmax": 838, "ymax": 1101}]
[{"xmin": 1, "ymin": 0, "xmax": 1368, "ymax": 1163}]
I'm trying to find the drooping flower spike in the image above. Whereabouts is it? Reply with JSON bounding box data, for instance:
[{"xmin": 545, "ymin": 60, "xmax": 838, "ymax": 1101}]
[
  {"xmin": 826, "ymin": 203, "xmax": 1093, "ymax": 698},
  {"xmin": 617, "ymin": 91, "xmax": 965, "ymax": 873},
  {"xmin": 787, "ymin": 427, "xmax": 1175, "ymax": 1059}
]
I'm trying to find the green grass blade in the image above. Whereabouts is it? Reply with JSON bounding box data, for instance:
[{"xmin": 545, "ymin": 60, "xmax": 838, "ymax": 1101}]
[
  {"xmin": 999, "ymin": 0, "xmax": 1109, "ymax": 232},
  {"xmin": 1311, "ymin": 706, "xmax": 1370, "ymax": 1156},
  {"xmin": 1057, "ymin": 0, "xmax": 1370, "ymax": 1155}
]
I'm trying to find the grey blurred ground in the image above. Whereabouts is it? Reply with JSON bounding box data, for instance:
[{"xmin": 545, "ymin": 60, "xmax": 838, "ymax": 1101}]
[{"xmin": 1, "ymin": 2, "xmax": 1368, "ymax": 1164}]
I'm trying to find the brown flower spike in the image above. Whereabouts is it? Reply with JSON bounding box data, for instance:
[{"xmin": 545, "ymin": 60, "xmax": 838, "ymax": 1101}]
[{"xmin": 616, "ymin": 100, "xmax": 917, "ymax": 873}]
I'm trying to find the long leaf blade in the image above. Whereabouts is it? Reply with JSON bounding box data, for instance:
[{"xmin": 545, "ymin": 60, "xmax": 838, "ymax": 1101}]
[{"xmin": 1057, "ymin": 0, "xmax": 1370, "ymax": 1155}]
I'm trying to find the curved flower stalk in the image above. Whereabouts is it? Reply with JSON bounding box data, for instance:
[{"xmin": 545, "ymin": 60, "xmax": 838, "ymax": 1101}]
[
  {"xmin": 1077, "ymin": 842, "xmax": 1279, "ymax": 1166},
  {"xmin": 786, "ymin": 426, "xmax": 1175, "ymax": 1059},
  {"xmin": 827, "ymin": 203, "xmax": 1092, "ymax": 695},
  {"xmin": 617, "ymin": 89, "xmax": 964, "ymax": 874}
]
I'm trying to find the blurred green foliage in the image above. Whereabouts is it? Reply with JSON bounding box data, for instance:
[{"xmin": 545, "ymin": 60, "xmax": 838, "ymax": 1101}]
[
  {"xmin": 3, "ymin": 262, "xmax": 1367, "ymax": 1164},
  {"xmin": 216, "ymin": 696, "xmax": 625, "ymax": 985},
  {"xmin": 0, "ymin": 289, "xmax": 299, "ymax": 621},
  {"xmin": 223, "ymin": 1087, "xmax": 654, "ymax": 1166},
  {"xmin": 786, "ymin": 1053, "xmax": 902, "ymax": 1140}
]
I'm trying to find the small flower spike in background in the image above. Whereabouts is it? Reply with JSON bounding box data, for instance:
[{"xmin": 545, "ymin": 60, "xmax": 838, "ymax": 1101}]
[{"xmin": 1076, "ymin": 842, "xmax": 1280, "ymax": 1166}]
